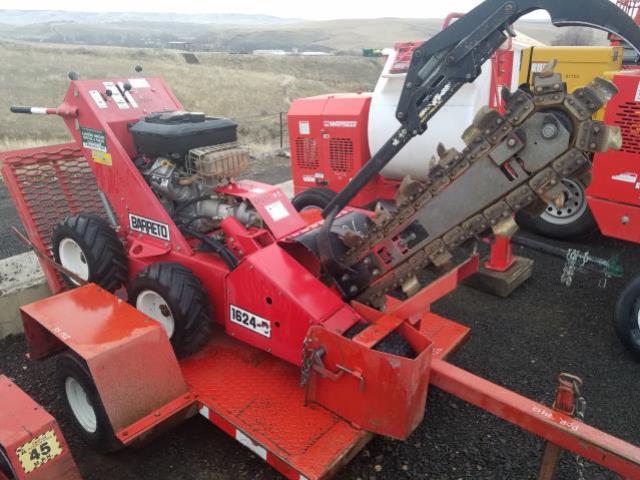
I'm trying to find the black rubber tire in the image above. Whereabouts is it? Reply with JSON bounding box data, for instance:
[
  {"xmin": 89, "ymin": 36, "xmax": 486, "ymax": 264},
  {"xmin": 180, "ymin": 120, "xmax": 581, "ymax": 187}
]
[
  {"xmin": 0, "ymin": 447, "xmax": 15, "ymax": 479},
  {"xmin": 291, "ymin": 187, "xmax": 336, "ymax": 212},
  {"xmin": 614, "ymin": 275, "xmax": 640, "ymax": 360},
  {"xmin": 128, "ymin": 263, "xmax": 213, "ymax": 358},
  {"xmin": 56, "ymin": 351, "xmax": 123, "ymax": 453},
  {"xmin": 515, "ymin": 180, "xmax": 597, "ymax": 240},
  {"xmin": 52, "ymin": 214, "xmax": 128, "ymax": 291}
]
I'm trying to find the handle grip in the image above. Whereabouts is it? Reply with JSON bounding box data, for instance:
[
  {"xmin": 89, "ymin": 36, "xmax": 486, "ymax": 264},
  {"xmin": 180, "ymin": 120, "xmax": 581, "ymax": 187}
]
[{"xmin": 10, "ymin": 106, "xmax": 33, "ymax": 114}]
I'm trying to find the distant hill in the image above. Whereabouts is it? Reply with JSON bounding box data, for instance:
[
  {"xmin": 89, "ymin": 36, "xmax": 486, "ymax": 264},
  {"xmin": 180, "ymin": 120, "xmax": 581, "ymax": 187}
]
[
  {"xmin": 0, "ymin": 10, "xmax": 301, "ymax": 26},
  {"xmin": 0, "ymin": 12, "xmax": 608, "ymax": 52}
]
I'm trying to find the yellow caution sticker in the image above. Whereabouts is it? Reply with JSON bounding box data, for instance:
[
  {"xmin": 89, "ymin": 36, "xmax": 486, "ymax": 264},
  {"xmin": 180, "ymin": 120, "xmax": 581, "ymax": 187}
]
[
  {"xmin": 16, "ymin": 430, "xmax": 63, "ymax": 473},
  {"xmin": 92, "ymin": 149, "xmax": 112, "ymax": 166}
]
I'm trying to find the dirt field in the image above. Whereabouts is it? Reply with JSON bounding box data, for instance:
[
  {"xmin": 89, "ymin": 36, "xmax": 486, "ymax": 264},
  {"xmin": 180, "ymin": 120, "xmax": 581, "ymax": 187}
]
[{"xmin": 1, "ymin": 157, "xmax": 639, "ymax": 479}]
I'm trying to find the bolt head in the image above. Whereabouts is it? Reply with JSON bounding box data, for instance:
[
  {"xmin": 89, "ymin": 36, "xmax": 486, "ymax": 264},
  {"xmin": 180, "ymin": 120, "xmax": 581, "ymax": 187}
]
[{"xmin": 541, "ymin": 123, "xmax": 559, "ymax": 139}]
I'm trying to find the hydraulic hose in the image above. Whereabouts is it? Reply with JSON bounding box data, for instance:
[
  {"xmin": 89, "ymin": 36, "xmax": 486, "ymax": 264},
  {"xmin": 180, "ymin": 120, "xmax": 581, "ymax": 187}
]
[{"xmin": 180, "ymin": 226, "xmax": 239, "ymax": 270}]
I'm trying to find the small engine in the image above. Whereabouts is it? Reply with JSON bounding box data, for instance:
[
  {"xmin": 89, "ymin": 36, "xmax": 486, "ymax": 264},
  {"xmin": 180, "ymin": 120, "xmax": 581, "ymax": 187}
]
[{"xmin": 130, "ymin": 111, "xmax": 260, "ymax": 233}]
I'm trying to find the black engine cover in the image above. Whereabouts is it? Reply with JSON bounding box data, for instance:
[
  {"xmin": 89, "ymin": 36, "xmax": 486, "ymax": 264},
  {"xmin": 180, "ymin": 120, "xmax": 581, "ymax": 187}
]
[{"xmin": 130, "ymin": 111, "xmax": 237, "ymax": 160}]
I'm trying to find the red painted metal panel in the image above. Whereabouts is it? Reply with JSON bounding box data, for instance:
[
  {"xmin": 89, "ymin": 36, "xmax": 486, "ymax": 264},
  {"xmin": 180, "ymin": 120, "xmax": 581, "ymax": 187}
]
[
  {"xmin": 305, "ymin": 325, "xmax": 433, "ymax": 440},
  {"xmin": 225, "ymin": 244, "xmax": 359, "ymax": 365},
  {"xmin": 587, "ymin": 69, "xmax": 640, "ymax": 243},
  {"xmin": 589, "ymin": 197, "xmax": 640, "ymax": 242},
  {"xmin": 20, "ymin": 284, "xmax": 190, "ymax": 439},
  {"xmin": 181, "ymin": 335, "xmax": 371, "ymax": 480},
  {"xmin": 0, "ymin": 376, "xmax": 81, "ymax": 480}
]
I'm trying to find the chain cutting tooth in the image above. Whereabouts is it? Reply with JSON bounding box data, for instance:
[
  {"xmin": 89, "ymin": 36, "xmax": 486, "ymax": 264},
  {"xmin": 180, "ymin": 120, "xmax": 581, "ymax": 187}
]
[
  {"xmin": 395, "ymin": 175, "xmax": 425, "ymax": 207},
  {"xmin": 575, "ymin": 121, "xmax": 622, "ymax": 152},
  {"xmin": 565, "ymin": 77, "xmax": 619, "ymax": 122},
  {"xmin": 492, "ymin": 217, "xmax": 519, "ymax": 237},
  {"xmin": 372, "ymin": 202, "xmax": 393, "ymax": 227}
]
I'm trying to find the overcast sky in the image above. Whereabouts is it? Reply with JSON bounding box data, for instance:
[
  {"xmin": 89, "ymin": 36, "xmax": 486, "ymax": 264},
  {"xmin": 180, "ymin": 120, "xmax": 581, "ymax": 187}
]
[{"xmin": 0, "ymin": 0, "xmax": 551, "ymax": 20}]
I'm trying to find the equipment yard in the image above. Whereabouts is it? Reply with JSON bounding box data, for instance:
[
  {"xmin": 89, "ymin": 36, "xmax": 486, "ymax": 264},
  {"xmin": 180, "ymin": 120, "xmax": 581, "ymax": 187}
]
[
  {"xmin": 2, "ymin": 1, "xmax": 640, "ymax": 479},
  {"xmin": 1, "ymin": 186, "xmax": 639, "ymax": 479}
]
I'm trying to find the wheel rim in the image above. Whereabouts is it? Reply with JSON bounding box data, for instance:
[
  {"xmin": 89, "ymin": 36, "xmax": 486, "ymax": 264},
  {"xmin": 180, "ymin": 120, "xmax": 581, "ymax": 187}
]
[
  {"xmin": 635, "ymin": 299, "xmax": 640, "ymax": 333},
  {"xmin": 540, "ymin": 178, "xmax": 588, "ymax": 226},
  {"xmin": 58, "ymin": 238, "xmax": 89, "ymax": 284},
  {"xmin": 136, "ymin": 290, "xmax": 176, "ymax": 338},
  {"xmin": 65, "ymin": 377, "xmax": 97, "ymax": 433},
  {"xmin": 300, "ymin": 204, "xmax": 324, "ymax": 213}
]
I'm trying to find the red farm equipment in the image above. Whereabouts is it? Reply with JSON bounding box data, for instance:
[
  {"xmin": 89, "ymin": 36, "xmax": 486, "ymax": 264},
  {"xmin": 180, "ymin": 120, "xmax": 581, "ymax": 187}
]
[{"xmin": 2, "ymin": 1, "xmax": 640, "ymax": 479}]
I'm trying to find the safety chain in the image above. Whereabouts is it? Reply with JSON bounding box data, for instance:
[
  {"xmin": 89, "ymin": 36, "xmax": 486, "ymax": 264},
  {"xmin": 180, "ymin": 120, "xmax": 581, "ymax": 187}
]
[
  {"xmin": 561, "ymin": 249, "xmax": 591, "ymax": 287},
  {"xmin": 300, "ymin": 338, "xmax": 314, "ymax": 387}
]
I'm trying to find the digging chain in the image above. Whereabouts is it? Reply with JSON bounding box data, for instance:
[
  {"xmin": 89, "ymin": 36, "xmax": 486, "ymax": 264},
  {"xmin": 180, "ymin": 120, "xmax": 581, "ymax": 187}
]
[{"xmin": 338, "ymin": 72, "xmax": 621, "ymax": 307}]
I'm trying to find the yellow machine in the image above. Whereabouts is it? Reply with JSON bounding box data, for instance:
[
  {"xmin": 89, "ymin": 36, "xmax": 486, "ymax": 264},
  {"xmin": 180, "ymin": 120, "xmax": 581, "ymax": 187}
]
[{"xmin": 518, "ymin": 46, "xmax": 624, "ymax": 119}]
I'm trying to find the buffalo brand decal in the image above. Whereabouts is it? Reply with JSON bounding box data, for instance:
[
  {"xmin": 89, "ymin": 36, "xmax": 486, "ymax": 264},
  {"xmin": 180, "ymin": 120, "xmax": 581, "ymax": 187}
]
[
  {"xmin": 129, "ymin": 213, "xmax": 170, "ymax": 241},
  {"xmin": 323, "ymin": 120, "xmax": 357, "ymax": 128},
  {"xmin": 16, "ymin": 430, "xmax": 63, "ymax": 473},
  {"xmin": 230, "ymin": 305, "xmax": 271, "ymax": 338},
  {"xmin": 80, "ymin": 127, "xmax": 107, "ymax": 152}
]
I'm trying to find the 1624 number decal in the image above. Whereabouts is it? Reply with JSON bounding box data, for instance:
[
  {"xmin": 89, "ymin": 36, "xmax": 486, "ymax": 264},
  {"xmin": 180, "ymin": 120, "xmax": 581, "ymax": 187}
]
[{"xmin": 230, "ymin": 305, "xmax": 271, "ymax": 338}]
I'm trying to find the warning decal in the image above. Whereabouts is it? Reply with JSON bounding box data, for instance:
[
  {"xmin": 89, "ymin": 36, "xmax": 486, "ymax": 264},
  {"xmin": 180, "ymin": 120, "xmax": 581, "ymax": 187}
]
[
  {"xmin": 92, "ymin": 150, "xmax": 112, "ymax": 166},
  {"xmin": 80, "ymin": 127, "xmax": 107, "ymax": 152}
]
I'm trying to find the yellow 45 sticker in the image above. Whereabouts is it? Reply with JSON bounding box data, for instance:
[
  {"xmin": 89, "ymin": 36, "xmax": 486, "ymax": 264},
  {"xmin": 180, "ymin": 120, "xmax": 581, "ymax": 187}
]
[{"xmin": 16, "ymin": 430, "xmax": 63, "ymax": 473}]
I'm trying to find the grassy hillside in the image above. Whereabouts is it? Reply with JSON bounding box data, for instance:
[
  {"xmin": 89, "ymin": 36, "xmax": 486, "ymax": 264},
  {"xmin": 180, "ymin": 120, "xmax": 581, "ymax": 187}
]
[{"xmin": 0, "ymin": 41, "xmax": 382, "ymax": 151}]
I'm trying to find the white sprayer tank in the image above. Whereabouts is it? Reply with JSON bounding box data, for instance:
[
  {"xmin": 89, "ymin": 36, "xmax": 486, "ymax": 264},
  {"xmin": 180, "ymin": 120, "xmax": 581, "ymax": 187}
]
[{"xmin": 369, "ymin": 48, "xmax": 493, "ymax": 181}]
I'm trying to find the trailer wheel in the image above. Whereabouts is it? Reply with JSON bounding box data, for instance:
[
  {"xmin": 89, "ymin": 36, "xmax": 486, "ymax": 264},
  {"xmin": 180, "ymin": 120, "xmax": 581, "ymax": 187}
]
[
  {"xmin": 128, "ymin": 263, "xmax": 213, "ymax": 357},
  {"xmin": 515, "ymin": 178, "xmax": 597, "ymax": 240},
  {"xmin": 292, "ymin": 187, "xmax": 336, "ymax": 212},
  {"xmin": 52, "ymin": 214, "xmax": 128, "ymax": 291},
  {"xmin": 57, "ymin": 351, "xmax": 123, "ymax": 453},
  {"xmin": 614, "ymin": 275, "xmax": 640, "ymax": 359}
]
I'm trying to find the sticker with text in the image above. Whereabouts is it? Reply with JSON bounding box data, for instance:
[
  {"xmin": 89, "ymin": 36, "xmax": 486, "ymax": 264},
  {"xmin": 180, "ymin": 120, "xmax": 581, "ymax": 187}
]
[{"xmin": 230, "ymin": 305, "xmax": 271, "ymax": 338}]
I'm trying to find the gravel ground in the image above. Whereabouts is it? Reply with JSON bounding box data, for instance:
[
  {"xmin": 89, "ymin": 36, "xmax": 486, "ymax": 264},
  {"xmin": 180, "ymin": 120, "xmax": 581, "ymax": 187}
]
[
  {"xmin": 1, "ymin": 154, "xmax": 639, "ymax": 479},
  {"xmin": 0, "ymin": 183, "xmax": 29, "ymax": 259}
]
